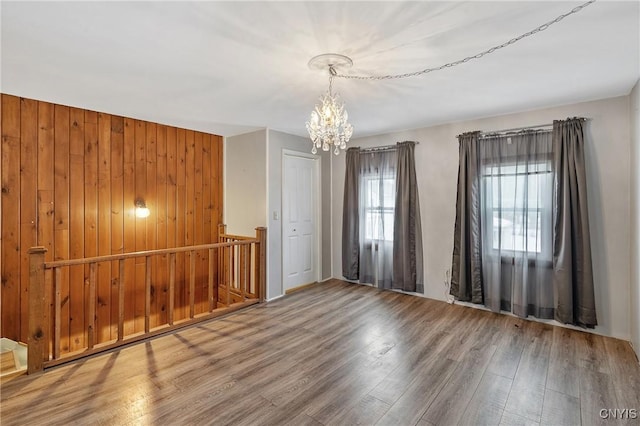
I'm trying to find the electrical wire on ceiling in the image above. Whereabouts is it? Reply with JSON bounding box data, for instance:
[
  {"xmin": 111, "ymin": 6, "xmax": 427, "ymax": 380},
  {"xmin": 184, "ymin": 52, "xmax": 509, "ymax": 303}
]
[{"xmin": 334, "ymin": 0, "xmax": 596, "ymax": 81}]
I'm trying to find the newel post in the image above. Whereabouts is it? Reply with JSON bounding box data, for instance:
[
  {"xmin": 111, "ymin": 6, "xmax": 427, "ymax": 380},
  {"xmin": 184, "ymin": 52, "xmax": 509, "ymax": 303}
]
[
  {"xmin": 218, "ymin": 223, "xmax": 227, "ymax": 242},
  {"xmin": 27, "ymin": 246, "xmax": 47, "ymax": 374},
  {"xmin": 217, "ymin": 224, "xmax": 227, "ymax": 292},
  {"xmin": 255, "ymin": 227, "xmax": 267, "ymax": 302}
]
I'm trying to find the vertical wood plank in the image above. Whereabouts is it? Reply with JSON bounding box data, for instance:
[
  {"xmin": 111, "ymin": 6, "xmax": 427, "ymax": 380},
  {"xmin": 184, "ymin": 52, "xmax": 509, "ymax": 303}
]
[
  {"xmin": 134, "ymin": 119, "xmax": 146, "ymax": 332},
  {"xmin": 97, "ymin": 113, "xmax": 111, "ymax": 343},
  {"xmin": 122, "ymin": 118, "xmax": 136, "ymax": 336},
  {"xmin": 37, "ymin": 101, "xmax": 55, "ymax": 356},
  {"xmin": 54, "ymin": 104, "xmax": 70, "ymax": 353},
  {"xmin": 156, "ymin": 124, "xmax": 168, "ymax": 326},
  {"xmin": 212, "ymin": 136, "xmax": 223, "ymax": 295},
  {"xmin": 202, "ymin": 135, "xmax": 212, "ymax": 244},
  {"xmin": 84, "ymin": 110, "xmax": 98, "ymax": 348},
  {"xmin": 20, "ymin": 98, "xmax": 38, "ymax": 343},
  {"xmin": 110, "ymin": 115, "xmax": 124, "ymax": 340},
  {"xmin": 216, "ymin": 136, "xmax": 224, "ymax": 224},
  {"xmin": 87, "ymin": 262, "xmax": 97, "ymax": 349},
  {"xmin": 53, "ymin": 267, "xmax": 61, "ymax": 359},
  {"xmin": 166, "ymin": 126, "xmax": 177, "ymax": 322},
  {"xmin": 145, "ymin": 255, "xmax": 151, "ymax": 333},
  {"xmin": 1, "ymin": 95, "xmax": 21, "ymax": 341},
  {"xmin": 145, "ymin": 122, "xmax": 157, "ymax": 327},
  {"xmin": 185, "ymin": 130, "xmax": 195, "ymax": 314},
  {"xmin": 169, "ymin": 252, "xmax": 175, "ymax": 325},
  {"xmin": 189, "ymin": 250, "xmax": 196, "ymax": 318},
  {"xmin": 68, "ymin": 107, "xmax": 85, "ymax": 351},
  {"xmin": 118, "ymin": 259, "xmax": 125, "ymax": 341},
  {"xmin": 202, "ymin": 134, "xmax": 213, "ymax": 310},
  {"xmin": 175, "ymin": 128, "xmax": 186, "ymax": 321},
  {"xmin": 0, "ymin": 95, "xmax": 2, "ymax": 316},
  {"xmin": 193, "ymin": 132, "xmax": 204, "ymax": 313}
]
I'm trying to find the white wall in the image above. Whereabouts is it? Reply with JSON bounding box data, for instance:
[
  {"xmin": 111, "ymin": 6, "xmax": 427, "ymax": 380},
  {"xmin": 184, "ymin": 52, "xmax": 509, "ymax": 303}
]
[
  {"xmin": 630, "ymin": 80, "xmax": 640, "ymax": 358},
  {"xmin": 332, "ymin": 96, "xmax": 632, "ymax": 340},
  {"xmin": 226, "ymin": 128, "xmax": 332, "ymax": 301},
  {"xmin": 224, "ymin": 130, "xmax": 267, "ymax": 236}
]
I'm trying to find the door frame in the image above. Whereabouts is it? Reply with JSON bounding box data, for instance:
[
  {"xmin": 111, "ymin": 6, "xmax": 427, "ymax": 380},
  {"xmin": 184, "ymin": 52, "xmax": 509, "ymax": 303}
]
[{"xmin": 281, "ymin": 149, "xmax": 322, "ymax": 294}]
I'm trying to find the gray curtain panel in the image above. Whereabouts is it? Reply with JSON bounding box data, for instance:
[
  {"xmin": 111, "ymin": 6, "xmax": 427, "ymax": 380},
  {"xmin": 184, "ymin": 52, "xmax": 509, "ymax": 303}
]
[
  {"xmin": 479, "ymin": 131, "xmax": 554, "ymax": 319},
  {"xmin": 359, "ymin": 148, "xmax": 397, "ymax": 288},
  {"xmin": 342, "ymin": 147, "xmax": 361, "ymax": 280},
  {"xmin": 552, "ymin": 118, "xmax": 597, "ymax": 327},
  {"xmin": 393, "ymin": 142, "xmax": 424, "ymax": 293},
  {"xmin": 450, "ymin": 132, "xmax": 484, "ymax": 303}
]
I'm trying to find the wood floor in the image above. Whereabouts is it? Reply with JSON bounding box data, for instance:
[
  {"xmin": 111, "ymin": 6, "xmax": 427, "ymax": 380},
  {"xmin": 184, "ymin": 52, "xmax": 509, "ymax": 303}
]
[{"xmin": 1, "ymin": 279, "xmax": 639, "ymax": 425}]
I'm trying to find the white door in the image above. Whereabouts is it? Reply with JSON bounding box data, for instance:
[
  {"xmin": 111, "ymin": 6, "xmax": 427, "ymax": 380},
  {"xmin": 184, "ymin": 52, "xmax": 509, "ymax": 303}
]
[{"xmin": 282, "ymin": 154, "xmax": 318, "ymax": 291}]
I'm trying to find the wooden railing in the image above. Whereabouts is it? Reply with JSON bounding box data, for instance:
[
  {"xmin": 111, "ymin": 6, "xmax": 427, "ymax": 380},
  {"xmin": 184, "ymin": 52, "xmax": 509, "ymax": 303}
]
[{"xmin": 27, "ymin": 226, "xmax": 266, "ymax": 374}]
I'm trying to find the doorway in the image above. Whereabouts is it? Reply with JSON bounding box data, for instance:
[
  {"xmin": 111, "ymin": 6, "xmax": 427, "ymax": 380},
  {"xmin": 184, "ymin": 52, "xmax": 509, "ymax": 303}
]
[{"xmin": 282, "ymin": 152, "xmax": 320, "ymax": 292}]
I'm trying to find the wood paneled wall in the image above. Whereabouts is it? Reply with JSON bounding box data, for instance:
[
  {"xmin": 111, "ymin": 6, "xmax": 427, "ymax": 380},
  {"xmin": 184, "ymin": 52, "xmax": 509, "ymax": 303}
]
[{"xmin": 1, "ymin": 94, "xmax": 223, "ymax": 350}]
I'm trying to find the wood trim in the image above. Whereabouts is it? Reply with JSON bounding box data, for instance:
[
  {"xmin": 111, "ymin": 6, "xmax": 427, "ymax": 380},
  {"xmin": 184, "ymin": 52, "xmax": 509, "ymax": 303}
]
[
  {"xmin": 285, "ymin": 281, "xmax": 319, "ymax": 295},
  {"xmin": 43, "ymin": 240, "xmax": 257, "ymax": 268}
]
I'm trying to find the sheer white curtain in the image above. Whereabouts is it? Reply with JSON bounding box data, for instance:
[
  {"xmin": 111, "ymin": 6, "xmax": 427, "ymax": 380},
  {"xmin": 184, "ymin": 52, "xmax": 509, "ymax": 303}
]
[
  {"xmin": 480, "ymin": 131, "xmax": 555, "ymax": 318},
  {"xmin": 359, "ymin": 149, "xmax": 396, "ymax": 288}
]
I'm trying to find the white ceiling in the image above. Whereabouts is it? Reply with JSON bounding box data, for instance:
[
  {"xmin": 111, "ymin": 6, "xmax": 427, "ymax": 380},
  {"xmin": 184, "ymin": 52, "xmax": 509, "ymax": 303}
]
[{"xmin": 1, "ymin": 1, "xmax": 639, "ymax": 139}]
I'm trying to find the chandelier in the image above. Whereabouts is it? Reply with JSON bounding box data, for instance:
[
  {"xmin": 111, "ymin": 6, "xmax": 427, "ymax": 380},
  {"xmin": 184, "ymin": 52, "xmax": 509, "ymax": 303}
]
[{"xmin": 306, "ymin": 54, "xmax": 354, "ymax": 155}]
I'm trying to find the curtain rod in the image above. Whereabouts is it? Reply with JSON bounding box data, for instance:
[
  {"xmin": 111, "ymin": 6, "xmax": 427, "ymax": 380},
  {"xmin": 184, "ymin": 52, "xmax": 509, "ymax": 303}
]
[
  {"xmin": 360, "ymin": 141, "xmax": 420, "ymax": 153},
  {"xmin": 457, "ymin": 117, "xmax": 589, "ymax": 139},
  {"xmin": 482, "ymin": 123, "xmax": 553, "ymax": 135}
]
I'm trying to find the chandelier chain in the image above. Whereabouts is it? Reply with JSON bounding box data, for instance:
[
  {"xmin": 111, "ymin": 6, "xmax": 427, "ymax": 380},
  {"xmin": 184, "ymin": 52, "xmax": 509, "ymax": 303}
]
[{"xmin": 334, "ymin": 0, "xmax": 596, "ymax": 81}]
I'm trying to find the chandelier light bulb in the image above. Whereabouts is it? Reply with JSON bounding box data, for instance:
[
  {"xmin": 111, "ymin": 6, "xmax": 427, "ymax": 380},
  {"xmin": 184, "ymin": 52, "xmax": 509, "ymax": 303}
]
[{"xmin": 306, "ymin": 54, "xmax": 354, "ymax": 156}]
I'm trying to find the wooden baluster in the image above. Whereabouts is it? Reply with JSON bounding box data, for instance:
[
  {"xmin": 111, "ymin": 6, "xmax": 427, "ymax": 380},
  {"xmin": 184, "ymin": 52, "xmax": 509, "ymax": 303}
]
[
  {"xmin": 226, "ymin": 245, "xmax": 231, "ymax": 307},
  {"xmin": 230, "ymin": 244, "xmax": 235, "ymax": 292},
  {"xmin": 27, "ymin": 247, "xmax": 47, "ymax": 374},
  {"xmin": 169, "ymin": 253, "xmax": 175, "ymax": 325},
  {"xmin": 218, "ymin": 224, "xmax": 226, "ymax": 307},
  {"xmin": 218, "ymin": 223, "xmax": 226, "ymax": 241},
  {"xmin": 145, "ymin": 256, "xmax": 151, "ymax": 333},
  {"xmin": 54, "ymin": 267, "xmax": 61, "ymax": 360},
  {"xmin": 118, "ymin": 259, "xmax": 125, "ymax": 341},
  {"xmin": 208, "ymin": 248, "xmax": 215, "ymax": 312},
  {"xmin": 189, "ymin": 251, "xmax": 195, "ymax": 318},
  {"xmin": 255, "ymin": 227, "xmax": 267, "ymax": 302},
  {"xmin": 252, "ymin": 244, "xmax": 258, "ymax": 297},
  {"xmin": 239, "ymin": 244, "xmax": 247, "ymax": 301},
  {"xmin": 246, "ymin": 244, "xmax": 251, "ymax": 300},
  {"xmin": 88, "ymin": 262, "xmax": 97, "ymax": 349}
]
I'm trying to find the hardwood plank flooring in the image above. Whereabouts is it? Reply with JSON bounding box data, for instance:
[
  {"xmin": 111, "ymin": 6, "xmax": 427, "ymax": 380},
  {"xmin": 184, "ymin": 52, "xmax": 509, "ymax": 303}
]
[{"xmin": 1, "ymin": 279, "xmax": 639, "ymax": 425}]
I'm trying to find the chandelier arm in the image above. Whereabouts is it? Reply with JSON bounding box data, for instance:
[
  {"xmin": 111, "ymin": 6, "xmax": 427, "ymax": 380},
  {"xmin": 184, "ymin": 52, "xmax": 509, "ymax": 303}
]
[{"xmin": 334, "ymin": 0, "xmax": 596, "ymax": 81}]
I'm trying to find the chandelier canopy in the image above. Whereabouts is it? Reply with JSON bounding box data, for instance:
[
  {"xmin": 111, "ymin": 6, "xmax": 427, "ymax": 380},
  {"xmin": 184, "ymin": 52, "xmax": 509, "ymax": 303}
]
[{"xmin": 306, "ymin": 54, "xmax": 354, "ymax": 155}]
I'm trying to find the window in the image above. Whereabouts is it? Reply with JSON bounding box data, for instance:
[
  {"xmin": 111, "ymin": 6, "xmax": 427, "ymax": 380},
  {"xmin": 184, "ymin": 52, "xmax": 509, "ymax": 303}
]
[
  {"xmin": 362, "ymin": 175, "xmax": 395, "ymax": 241},
  {"xmin": 483, "ymin": 160, "xmax": 552, "ymax": 257}
]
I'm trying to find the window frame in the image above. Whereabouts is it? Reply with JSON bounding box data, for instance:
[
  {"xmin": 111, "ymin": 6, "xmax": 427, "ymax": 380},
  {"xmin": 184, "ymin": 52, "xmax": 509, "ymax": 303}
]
[
  {"xmin": 482, "ymin": 157, "xmax": 553, "ymax": 261},
  {"xmin": 361, "ymin": 174, "xmax": 396, "ymax": 243}
]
